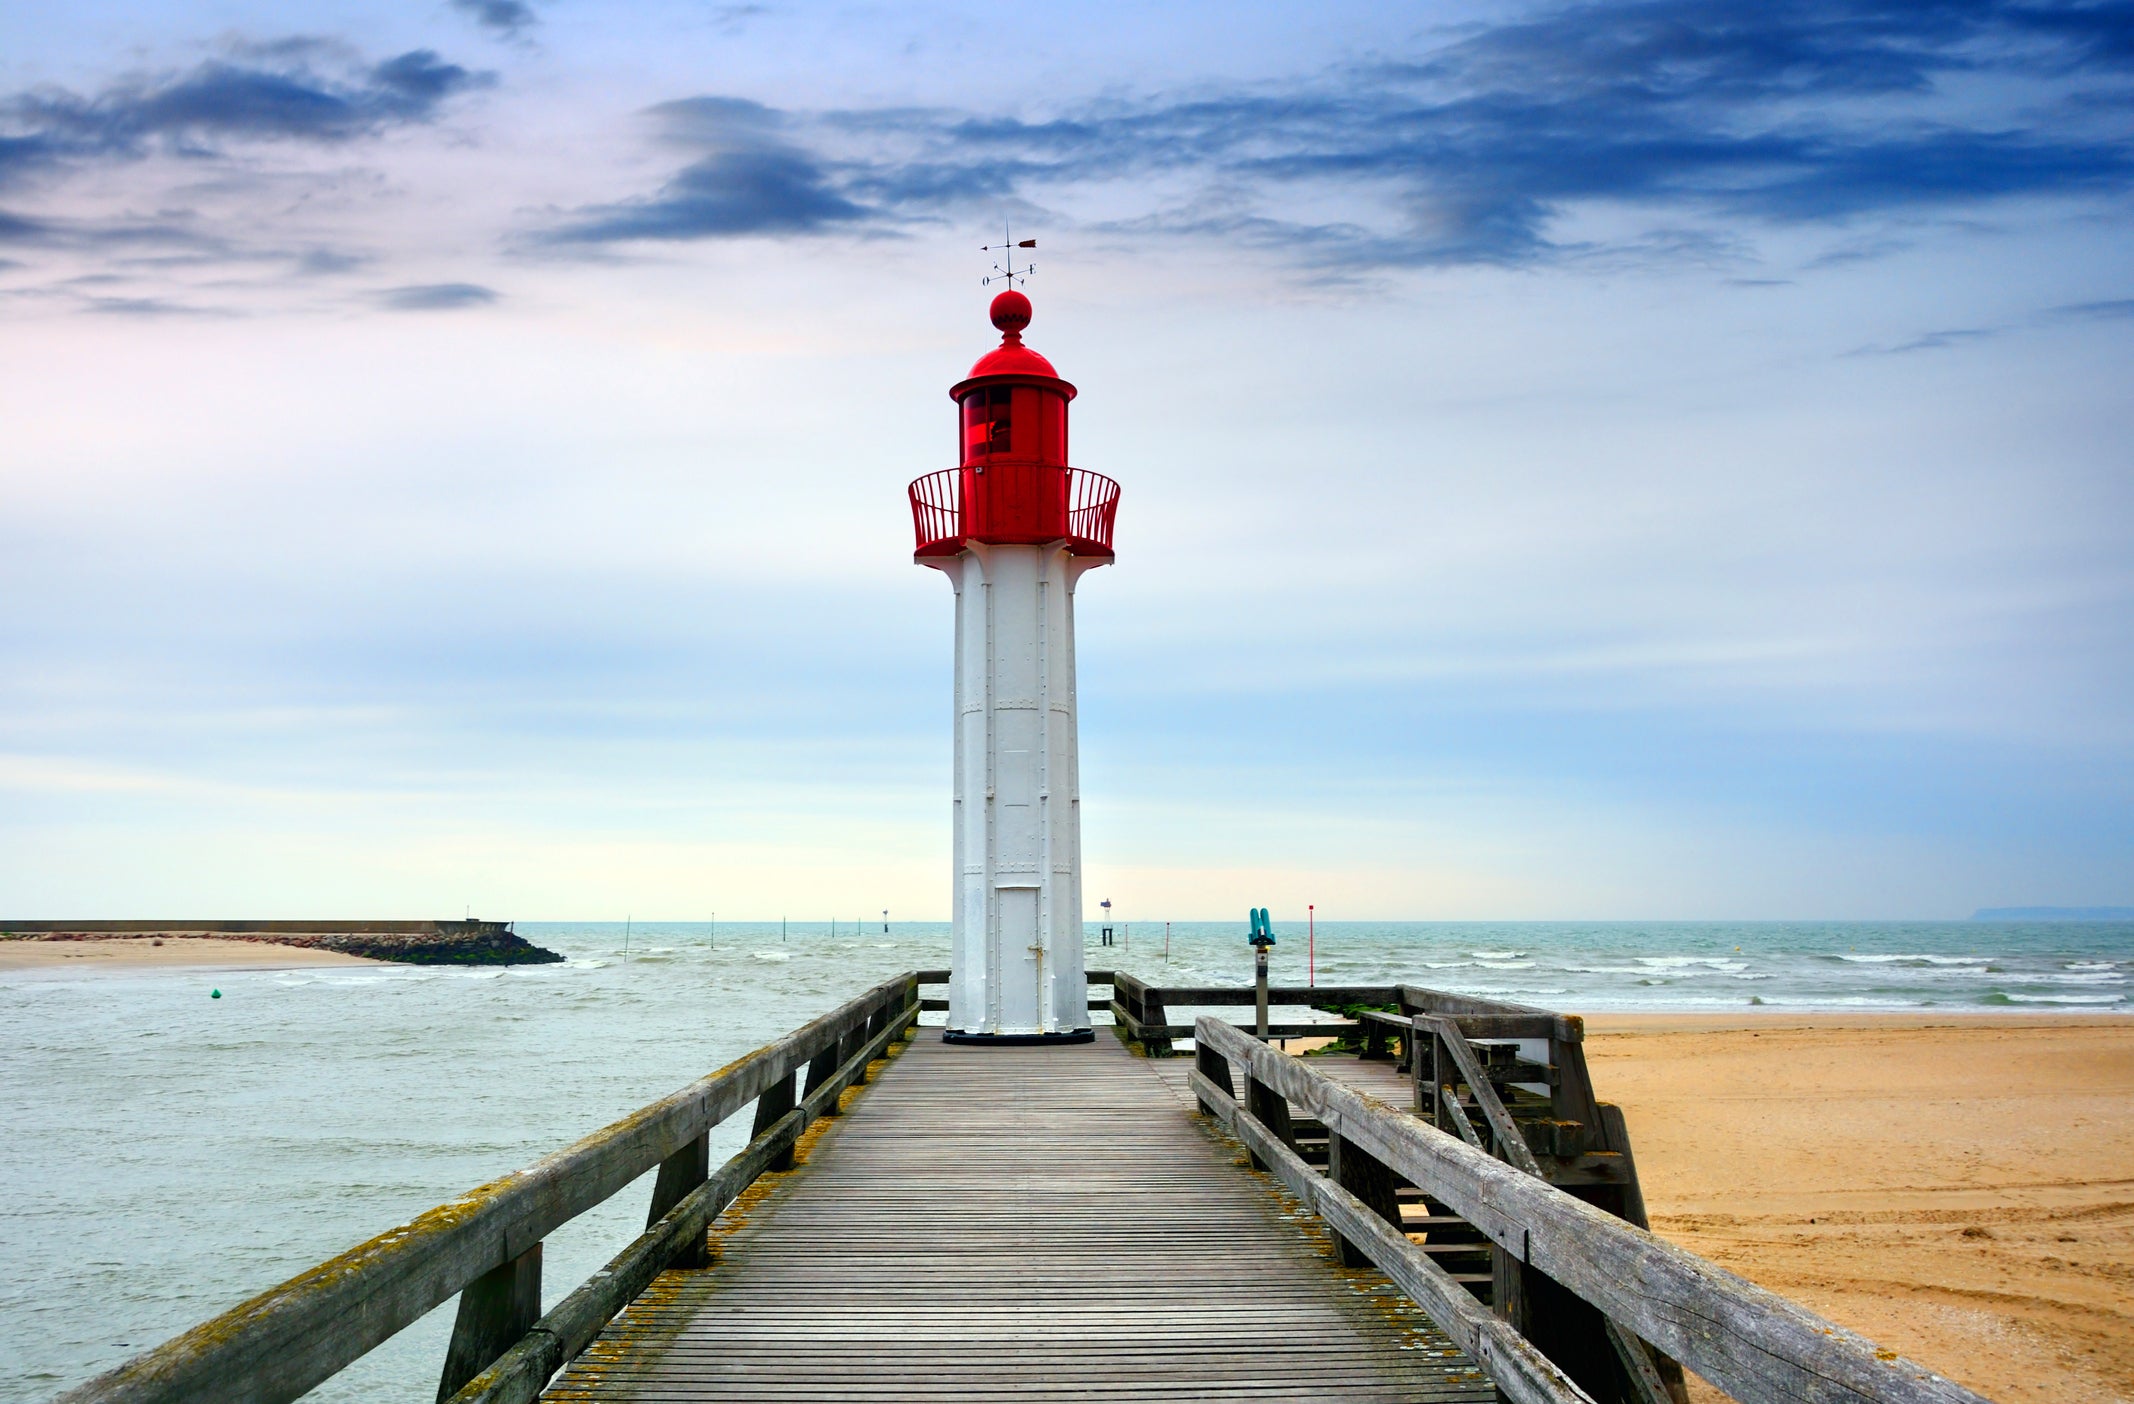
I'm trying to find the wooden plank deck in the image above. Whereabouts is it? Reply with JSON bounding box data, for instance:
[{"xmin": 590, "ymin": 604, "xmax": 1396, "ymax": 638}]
[{"xmin": 545, "ymin": 1032, "xmax": 1493, "ymax": 1403}]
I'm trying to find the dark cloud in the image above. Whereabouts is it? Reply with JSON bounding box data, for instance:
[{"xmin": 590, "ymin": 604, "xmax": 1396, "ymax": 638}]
[
  {"xmin": 544, "ymin": 99, "xmax": 868, "ymax": 241},
  {"xmin": 2052, "ymin": 295, "xmax": 2134, "ymax": 317},
  {"xmin": 451, "ymin": 0, "xmax": 539, "ymax": 39},
  {"xmin": 550, "ymin": 0, "xmax": 2134, "ymax": 267},
  {"xmin": 1847, "ymin": 325, "xmax": 2003, "ymax": 355},
  {"xmin": 293, "ymin": 247, "xmax": 371, "ymax": 275},
  {"xmin": 0, "ymin": 208, "xmax": 51, "ymax": 242},
  {"xmin": 80, "ymin": 294, "xmax": 239, "ymax": 317},
  {"xmin": 376, "ymin": 281, "xmax": 499, "ymax": 309},
  {"xmin": 0, "ymin": 42, "xmax": 488, "ymax": 188},
  {"xmin": 0, "ymin": 206, "xmax": 229, "ymax": 256}
]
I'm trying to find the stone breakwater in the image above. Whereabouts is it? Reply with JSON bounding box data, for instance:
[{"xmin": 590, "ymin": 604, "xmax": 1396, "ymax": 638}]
[{"xmin": 0, "ymin": 921, "xmax": 566, "ymax": 966}]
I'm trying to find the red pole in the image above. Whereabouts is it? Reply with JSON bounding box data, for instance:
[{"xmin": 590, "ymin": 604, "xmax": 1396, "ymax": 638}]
[{"xmin": 1308, "ymin": 904, "xmax": 1315, "ymax": 986}]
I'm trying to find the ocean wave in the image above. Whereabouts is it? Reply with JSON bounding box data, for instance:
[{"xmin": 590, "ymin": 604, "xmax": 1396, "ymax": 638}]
[
  {"xmin": 2067, "ymin": 961, "xmax": 2119, "ymax": 971},
  {"xmin": 1470, "ymin": 950, "xmax": 1526, "ymax": 959},
  {"xmin": 750, "ymin": 950, "xmax": 792, "ymax": 963},
  {"xmin": 1997, "ymin": 993, "xmax": 2124, "ymax": 1005},
  {"xmin": 1746, "ymin": 995, "xmax": 1932, "ymax": 1007},
  {"xmin": 1636, "ymin": 957, "xmax": 1748, "ymax": 972},
  {"xmin": 1474, "ymin": 960, "xmax": 1535, "ymax": 970},
  {"xmin": 1834, "ymin": 953, "xmax": 1992, "ymax": 965}
]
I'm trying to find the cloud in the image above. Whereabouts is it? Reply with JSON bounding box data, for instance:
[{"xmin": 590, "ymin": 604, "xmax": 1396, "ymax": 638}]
[
  {"xmin": 451, "ymin": 0, "xmax": 539, "ymax": 39},
  {"xmin": 2052, "ymin": 295, "xmax": 2134, "ymax": 318},
  {"xmin": 0, "ymin": 42, "xmax": 489, "ymax": 188},
  {"xmin": 543, "ymin": 99, "xmax": 868, "ymax": 242},
  {"xmin": 548, "ymin": 0, "xmax": 2134, "ymax": 267},
  {"xmin": 1846, "ymin": 325, "xmax": 2003, "ymax": 355},
  {"xmin": 80, "ymin": 294, "xmax": 238, "ymax": 317},
  {"xmin": 375, "ymin": 281, "xmax": 500, "ymax": 309}
]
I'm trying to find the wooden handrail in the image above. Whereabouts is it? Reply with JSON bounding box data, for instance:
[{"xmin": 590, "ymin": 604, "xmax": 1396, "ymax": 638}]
[
  {"xmin": 915, "ymin": 969, "xmax": 1115, "ymax": 983},
  {"xmin": 1189, "ymin": 1053, "xmax": 1596, "ymax": 1404},
  {"xmin": 57, "ymin": 974, "xmax": 920, "ymax": 1404},
  {"xmin": 1194, "ymin": 1018, "xmax": 1993, "ymax": 1404}
]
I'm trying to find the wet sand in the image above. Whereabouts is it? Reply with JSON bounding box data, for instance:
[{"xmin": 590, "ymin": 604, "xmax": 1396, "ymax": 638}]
[
  {"xmin": 0, "ymin": 937, "xmax": 386, "ymax": 973},
  {"xmin": 1587, "ymin": 1014, "xmax": 2134, "ymax": 1403}
]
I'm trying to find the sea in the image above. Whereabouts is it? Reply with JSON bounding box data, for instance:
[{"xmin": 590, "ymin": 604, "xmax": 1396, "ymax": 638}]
[{"xmin": 4, "ymin": 919, "xmax": 2128, "ymax": 1401}]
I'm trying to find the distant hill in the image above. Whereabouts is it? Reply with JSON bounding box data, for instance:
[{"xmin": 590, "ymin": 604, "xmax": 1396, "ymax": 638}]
[{"xmin": 1972, "ymin": 906, "xmax": 2134, "ymax": 921}]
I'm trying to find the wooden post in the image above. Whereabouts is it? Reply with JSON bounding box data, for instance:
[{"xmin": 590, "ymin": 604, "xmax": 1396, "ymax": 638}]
[
  {"xmin": 435, "ymin": 1243, "xmax": 540, "ymax": 1404},
  {"xmin": 644, "ymin": 1133, "xmax": 709, "ymax": 1268},
  {"xmin": 1193, "ymin": 1041, "xmax": 1235, "ymax": 1117},
  {"xmin": 1141, "ymin": 990, "xmax": 1171, "ymax": 1057},
  {"xmin": 1244, "ymin": 1073, "xmax": 1295, "ymax": 1172},
  {"xmin": 839, "ymin": 1023, "xmax": 870, "ymax": 1085},
  {"xmin": 1489, "ymin": 1239, "xmax": 1532, "ymax": 1404},
  {"xmin": 1327, "ymin": 1131, "xmax": 1404, "ymax": 1268},
  {"xmin": 801, "ymin": 1044, "xmax": 841, "ymax": 1114},
  {"xmin": 1254, "ymin": 946, "xmax": 1270, "ymax": 1037},
  {"xmin": 750, "ymin": 1070, "xmax": 798, "ymax": 1172},
  {"xmin": 1549, "ymin": 1029, "xmax": 1604, "ymax": 1146}
]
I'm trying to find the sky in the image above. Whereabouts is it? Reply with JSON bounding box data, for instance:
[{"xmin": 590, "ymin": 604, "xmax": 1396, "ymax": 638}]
[{"xmin": 1, "ymin": 0, "xmax": 2130, "ymax": 920}]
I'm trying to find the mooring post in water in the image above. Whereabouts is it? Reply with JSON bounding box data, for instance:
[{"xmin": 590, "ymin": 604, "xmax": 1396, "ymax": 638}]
[{"xmin": 1248, "ymin": 907, "xmax": 1275, "ymax": 1038}]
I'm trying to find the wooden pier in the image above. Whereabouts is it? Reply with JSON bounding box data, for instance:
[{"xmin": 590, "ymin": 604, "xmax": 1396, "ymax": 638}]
[
  {"xmin": 57, "ymin": 971, "xmax": 2002, "ymax": 1404},
  {"xmin": 548, "ymin": 1035, "xmax": 1489, "ymax": 1403}
]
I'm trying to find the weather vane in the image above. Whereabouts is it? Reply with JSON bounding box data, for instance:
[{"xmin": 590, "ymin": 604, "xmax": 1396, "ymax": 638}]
[{"xmin": 981, "ymin": 223, "xmax": 1036, "ymax": 288}]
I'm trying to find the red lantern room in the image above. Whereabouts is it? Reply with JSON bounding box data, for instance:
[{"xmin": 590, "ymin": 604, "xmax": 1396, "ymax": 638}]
[{"xmin": 909, "ymin": 291, "xmax": 1119, "ymax": 560}]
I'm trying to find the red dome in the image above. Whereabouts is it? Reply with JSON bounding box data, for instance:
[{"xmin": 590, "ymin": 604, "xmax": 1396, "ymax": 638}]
[{"xmin": 967, "ymin": 341, "xmax": 1059, "ymax": 378}]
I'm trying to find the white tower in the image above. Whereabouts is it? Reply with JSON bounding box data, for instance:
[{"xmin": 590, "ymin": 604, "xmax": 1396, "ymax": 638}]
[{"xmin": 907, "ymin": 290, "xmax": 1119, "ymax": 1042}]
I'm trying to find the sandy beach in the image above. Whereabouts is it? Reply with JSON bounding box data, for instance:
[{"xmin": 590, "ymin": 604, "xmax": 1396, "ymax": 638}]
[
  {"xmin": 1587, "ymin": 1014, "xmax": 2134, "ymax": 1403},
  {"xmin": 0, "ymin": 938, "xmax": 386, "ymax": 973}
]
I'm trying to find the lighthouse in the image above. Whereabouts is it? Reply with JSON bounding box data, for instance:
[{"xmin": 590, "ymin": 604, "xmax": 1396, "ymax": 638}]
[{"xmin": 909, "ymin": 290, "xmax": 1119, "ymax": 1043}]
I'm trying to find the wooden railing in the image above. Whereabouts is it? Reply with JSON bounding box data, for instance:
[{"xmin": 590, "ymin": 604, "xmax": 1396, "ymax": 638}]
[
  {"xmin": 1190, "ymin": 1017, "xmax": 1993, "ymax": 1404},
  {"xmin": 57, "ymin": 974, "xmax": 922, "ymax": 1404},
  {"xmin": 912, "ymin": 967, "xmax": 1114, "ymax": 1016},
  {"xmin": 1107, "ymin": 978, "xmax": 1640, "ymax": 1202}
]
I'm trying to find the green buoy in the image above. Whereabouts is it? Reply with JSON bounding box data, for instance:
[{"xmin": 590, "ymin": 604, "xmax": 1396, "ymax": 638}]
[{"xmin": 210, "ymin": 989, "xmax": 221, "ymax": 999}]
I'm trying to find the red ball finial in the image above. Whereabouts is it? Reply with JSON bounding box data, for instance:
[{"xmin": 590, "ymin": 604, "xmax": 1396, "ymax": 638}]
[{"xmin": 989, "ymin": 290, "xmax": 1032, "ymax": 338}]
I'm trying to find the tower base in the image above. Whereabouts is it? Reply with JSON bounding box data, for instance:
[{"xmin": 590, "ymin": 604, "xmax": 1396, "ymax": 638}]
[{"xmin": 941, "ymin": 1028, "xmax": 1095, "ymax": 1046}]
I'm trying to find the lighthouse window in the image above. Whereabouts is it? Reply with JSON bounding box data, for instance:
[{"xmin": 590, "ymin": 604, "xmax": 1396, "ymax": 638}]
[{"xmin": 963, "ymin": 386, "xmax": 1012, "ymax": 459}]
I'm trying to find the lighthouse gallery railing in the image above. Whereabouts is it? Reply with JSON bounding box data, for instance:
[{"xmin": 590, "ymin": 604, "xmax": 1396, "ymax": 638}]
[{"xmin": 908, "ymin": 464, "xmax": 1119, "ymax": 556}]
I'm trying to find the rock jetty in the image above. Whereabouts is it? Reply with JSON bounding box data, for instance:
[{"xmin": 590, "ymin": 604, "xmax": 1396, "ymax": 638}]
[{"xmin": 0, "ymin": 920, "xmax": 565, "ymax": 965}]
